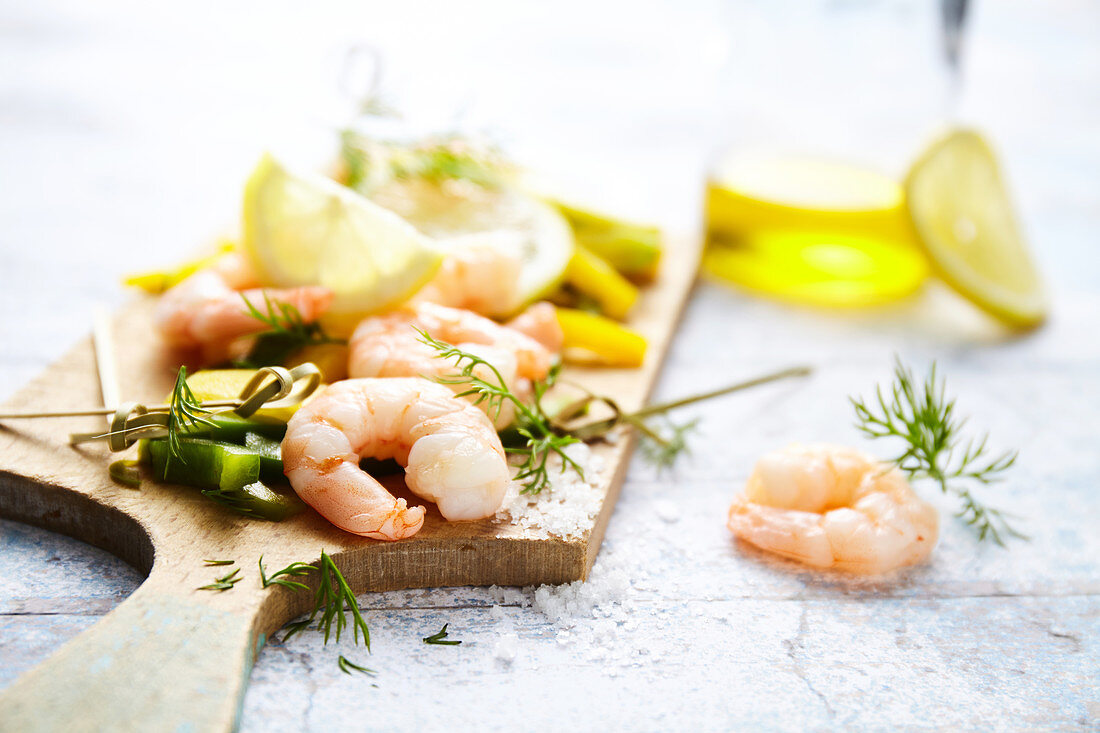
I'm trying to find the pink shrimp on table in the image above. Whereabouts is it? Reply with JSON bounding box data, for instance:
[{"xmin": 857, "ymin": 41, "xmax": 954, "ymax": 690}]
[
  {"xmin": 153, "ymin": 252, "xmax": 332, "ymax": 351},
  {"xmin": 282, "ymin": 377, "xmax": 511, "ymax": 539},
  {"xmin": 348, "ymin": 301, "xmax": 558, "ymax": 426},
  {"xmin": 727, "ymin": 444, "xmax": 939, "ymax": 574},
  {"xmin": 413, "ymin": 241, "xmax": 522, "ymax": 317}
]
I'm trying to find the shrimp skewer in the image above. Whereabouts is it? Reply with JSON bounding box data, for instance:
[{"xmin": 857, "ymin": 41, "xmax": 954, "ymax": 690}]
[
  {"xmin": 282, "ymin": 377, "xmax": 511, "ymax": 540},
  {"xmin": 153, "ymin": 252, "xmax": 332, "ymax": 351},
  {"xmin": 727, "ymin": 444, "xmax": 939, "ymax": 574},
  {"xmin": 348, "ymin": 301, "xmax": 559, "ymax": 426}
]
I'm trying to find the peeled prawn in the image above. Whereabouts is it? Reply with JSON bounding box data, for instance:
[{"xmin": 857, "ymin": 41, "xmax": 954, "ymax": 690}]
[
  {"xmin": 727, "ymin": 444, "xmax": 939, "ymax": 574},
  {"xmin": 154, "ymin": 252, "xmax": 332, "ymax": 350},
  {"xmin": 348, "ymin": 302, "xmax": 557, "ymax": 426},
  {"xmin": 282, "ymin": 377, "xmax": 511, "ymax": 540},
  {"xmin": 414, "ymin": 242, "xmax": 522, "ymax": 317}
]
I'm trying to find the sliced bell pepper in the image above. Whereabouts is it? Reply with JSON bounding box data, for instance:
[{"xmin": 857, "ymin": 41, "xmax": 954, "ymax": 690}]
[
  {"xmin": 244, "ymin": 431, "xmax": 286, "ymax": 484},
  {"xmin": 123, "ymin": 240, "xmax": 235, "ymax": 294},
  {"xmin": 553, "ymin": 201, "xmax": 662, "ymax": 280},
  {"xmin": 565, "ymin": 246, "xmax": 639, "ymax": 320},
  {"xmin": 144, "ymin": 437, "xmax": 298, "ymax": 520},
  {"xmin": 556, "ymin": 307, "xmax": 647, "ymax": 368}
]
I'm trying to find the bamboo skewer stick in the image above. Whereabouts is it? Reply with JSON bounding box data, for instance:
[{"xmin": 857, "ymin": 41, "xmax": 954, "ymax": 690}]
[
  {"xmin": 0, "ymin": 400, "xmax": 243, "ymax": 420},
  {"xmin": 93, "ymin": 307, "xmax": 119, "ymax": 426}
]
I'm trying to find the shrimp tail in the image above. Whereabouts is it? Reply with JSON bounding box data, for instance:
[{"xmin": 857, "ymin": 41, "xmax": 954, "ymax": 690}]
[{"xmin": 347, "ymin": 499, "xmax": 426, "ymax": 541}]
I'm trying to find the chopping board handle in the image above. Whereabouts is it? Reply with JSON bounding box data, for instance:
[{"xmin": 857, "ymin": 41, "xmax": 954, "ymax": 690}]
[{"xmin": 0, "ymin": 569, "xmax": 264, "ymax": 732}]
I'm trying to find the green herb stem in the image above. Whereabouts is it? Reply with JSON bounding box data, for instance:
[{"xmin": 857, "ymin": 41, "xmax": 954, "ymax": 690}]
[{"xmin": 852, "ymin": 358, "xmax": 1023, "ymax": 544}]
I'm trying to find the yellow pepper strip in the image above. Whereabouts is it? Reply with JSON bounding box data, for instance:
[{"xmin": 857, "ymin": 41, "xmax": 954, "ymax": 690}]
[
  {"xmin": 556, "ymin": 307, "xmax": 647, "ymax": 368},
  {"xmin": 553, "ymin": 201, "xmax": 662, "ymax": 281},
  {"xmin": 123, "ymin": 240, "xmax": 236, "ymax": 294},
  {"xmin": 565, "ymin": 246, "xmax": 639, "ymax": 320}
]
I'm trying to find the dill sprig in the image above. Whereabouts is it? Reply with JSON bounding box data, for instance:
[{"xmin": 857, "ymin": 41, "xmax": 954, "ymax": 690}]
[
  {"xmin": 258, "ymin": 556, "xmax": 315, "ymax": 592},
  {"xmin": 279, "ymin": 551, "xmax": 371, "ymax": 649},
  {"xmin": 198, "ymin": 567, "xmax": 241, "ymax": 592},
  {"xmin": 338, "ymin": 655, "xmax": 377, "ymax": 676},
  {"xmin": 851, "ymin": 358, "xmax": 1023, "ymax": 544},
  {"xmin": 166, "ymin": 366, "xmax": 217, "ymax": 467},
  {"xmin": 237, "ymin": 292, "xmax": 345, "ymax": 368},
  {"xmin": 417, "ymin": 330, "xmax": 582, "ymax": 494},
  {"xmin": 203, "ymin": 559, "xmax": 234, "ymax": 567},
  {"xmin": 422, "ymin": 624, "xmax": 461, "ymax": 645},
  {"xmin": 636, "ymin": 417, "xmax": 698, "ymax": 473},
  {"xmin": 340, "ymin": 130, "xmax": 506, "ymax": 194}
]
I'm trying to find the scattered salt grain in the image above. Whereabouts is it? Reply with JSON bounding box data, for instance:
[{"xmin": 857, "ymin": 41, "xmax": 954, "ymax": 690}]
[
  {"xmin": 493, "ymin": 633, "xmax": 518, "ymax": 663},
  {"xmin": 494, "ymin": 442, "xmax": 605, "ymax": 538},
  {"xmin": 654, "ymin": 499, "xmax": 680, "ymax": 524}
]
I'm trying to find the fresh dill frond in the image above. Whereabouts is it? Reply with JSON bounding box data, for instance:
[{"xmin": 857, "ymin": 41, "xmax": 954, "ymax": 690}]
[
  {"xmin": 166, "ymin": 366, "xmax": 217, "ymax": 467},
  {"xmin": 237, "ymin": 292, "xmax": 345, "ymax": 368},
  {"xmin": 314, "ymin": 551, "xmax": 371, "ymax": 647},
  {"xmin": 198, "ymin": 567, "xmax": 241, "ymax": 592},
  {"xmin": 338, "ymin": 655, "xmax": 377, "ymax": 676},
  {"xmin": 422, "ymin": 624, "xmax": 461, "ymax": 646},
  {"xmin": 851, "ymin": 358, "xmax": 1023, "ymax": 545},
  {"xmin": 259, "ymin": 556, "xmax": 315, "ymax": 592},
  {"xmin": 279, "ymin": 619, "xmax": 313, "ymax": 643},
  {"xmin": 417, "ymin": 330, "xmax": 582, "ymax": 494},
  {"xmin": 340, "ymin": 130, "xmax": 507, "ymax": 194},
  {"xmin": 277, "ymin": 551, "xmax": 371, "ymax": 649},
  {"xmin": 636, "ymin": 417, "xmax": 698, "ymax": 472},
  {"xmin": 203, "ymin": 559, "xmax": 235, "ymax": 567}
]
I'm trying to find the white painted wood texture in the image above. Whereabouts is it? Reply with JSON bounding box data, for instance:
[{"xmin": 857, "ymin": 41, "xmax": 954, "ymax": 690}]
[{"xmin": 1, "ymin": 1, "xmax": 1098, "ymax": 730}]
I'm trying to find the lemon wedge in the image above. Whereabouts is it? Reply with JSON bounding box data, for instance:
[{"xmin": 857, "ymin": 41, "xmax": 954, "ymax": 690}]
[
  {"xmin": 905, "ymin": 129, "xmax": 1046, "ymax": 329},
  {"xmin": 368, "ymin": 179, "xmax": 574, "ymax": 311},
  {"xmin": 241, "ymin": 153, "xmax": 442, "ymax": 316}
]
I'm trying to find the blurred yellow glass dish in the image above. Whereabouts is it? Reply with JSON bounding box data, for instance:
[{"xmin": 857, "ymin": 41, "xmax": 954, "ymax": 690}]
[{"xmin": 704, "ymin": 154, "xmax": 928, "ymax": 307}]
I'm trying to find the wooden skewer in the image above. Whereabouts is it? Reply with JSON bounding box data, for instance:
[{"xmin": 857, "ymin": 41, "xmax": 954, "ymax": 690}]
[
  {"xmin": 93, "ymin": 307, "xmax": 119, "ymax": 426},
  {"xmin": 0, "ymin": 400, "xmax": 242, "ymax": 420}
]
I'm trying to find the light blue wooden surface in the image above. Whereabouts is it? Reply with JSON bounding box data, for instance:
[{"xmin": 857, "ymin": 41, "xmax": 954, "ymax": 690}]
[{"xmin": 1, "ymin": 1, "xmax": 1098, "ymax": 729}]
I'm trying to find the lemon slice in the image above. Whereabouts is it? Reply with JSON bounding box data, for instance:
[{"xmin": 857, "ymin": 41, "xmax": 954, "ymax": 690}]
[
  {"xmin": 905, "ymin": 130, "xmax": 1047, "ymax": 328},
  {"xmin": 242, "ymin": 153, "xmax": 442, "ymax": 316},
  {"xmin": 368, "ymin": 179, "xmax": 574, "ymax": 310}
]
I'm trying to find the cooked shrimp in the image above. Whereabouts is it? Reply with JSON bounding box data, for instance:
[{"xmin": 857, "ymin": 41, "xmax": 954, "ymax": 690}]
[
  {"xmin": 154, "ymin": 252, "xmax": 332, "ymax": 349},
  {"xmin": 414, "ymin": 241, "xmax": 522, "ymax": 317},
  {"xmin": 727, "ymin": 444, "xmax": 939, "ymax": 574},
  {"xmin": 282, "ymin": 377, "xmax": 510, "ymax": 539},
  {"xmin": 507, "ymin": 301, "xmax": 564, "ymax": 353},
  {"xmin": 348, "ymin": 302, "xmax": 556, "ymax": 426}
]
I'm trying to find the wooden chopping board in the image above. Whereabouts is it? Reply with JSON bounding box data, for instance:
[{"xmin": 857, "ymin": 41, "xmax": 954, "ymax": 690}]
[{"xmin": 0, "ymin": 233, "xmax": 700, "ymax": 731}]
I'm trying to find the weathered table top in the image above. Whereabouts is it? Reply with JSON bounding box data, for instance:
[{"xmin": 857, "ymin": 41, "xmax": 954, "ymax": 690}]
[{"xmin": 1, "ymin": 1, "xmax": 1097, "ymax": 729}]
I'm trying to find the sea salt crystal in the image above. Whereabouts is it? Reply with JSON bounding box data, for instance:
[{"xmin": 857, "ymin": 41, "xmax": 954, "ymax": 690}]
[
  {"xmin": 493, "ymin": 633, "xmax": 518, "ymax": 663},
  {"xmin": 654, "ymin": 500, "xmax": 680, "ymax": 524},
  {"xmin": 493, "ymin": 442, "xmax": 605, "ymax": 538}
]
